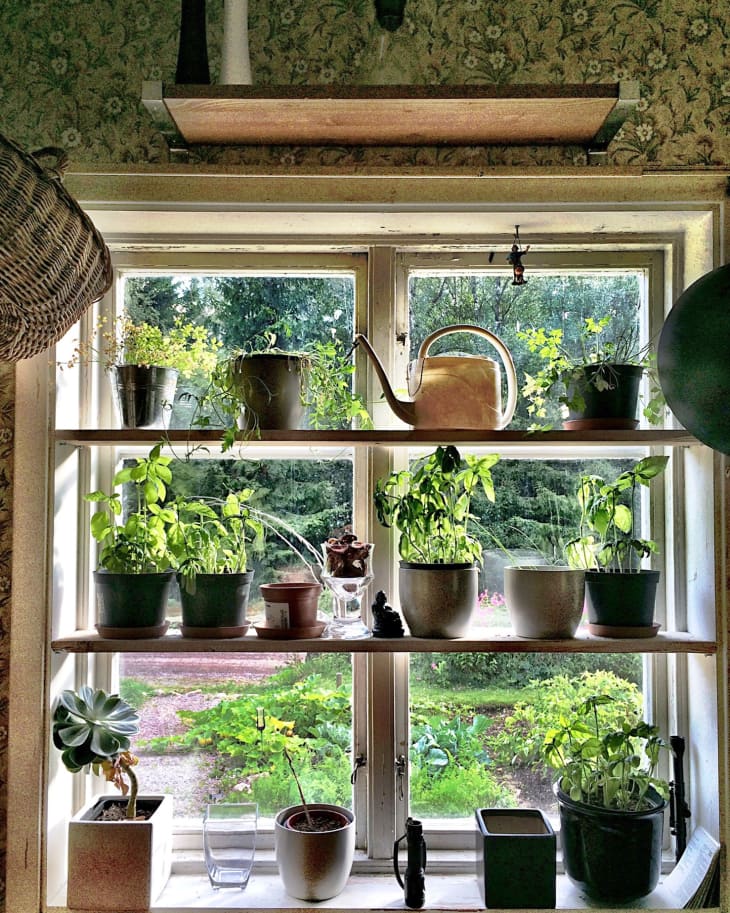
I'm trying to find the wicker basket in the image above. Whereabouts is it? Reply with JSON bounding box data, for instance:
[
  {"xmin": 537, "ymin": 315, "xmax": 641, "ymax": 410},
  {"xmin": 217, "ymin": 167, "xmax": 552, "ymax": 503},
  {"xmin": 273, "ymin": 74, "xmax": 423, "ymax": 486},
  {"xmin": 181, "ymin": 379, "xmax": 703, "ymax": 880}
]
[{"xmin": 0, "ymin": 131, "xmax": 112, "ymax": 362}]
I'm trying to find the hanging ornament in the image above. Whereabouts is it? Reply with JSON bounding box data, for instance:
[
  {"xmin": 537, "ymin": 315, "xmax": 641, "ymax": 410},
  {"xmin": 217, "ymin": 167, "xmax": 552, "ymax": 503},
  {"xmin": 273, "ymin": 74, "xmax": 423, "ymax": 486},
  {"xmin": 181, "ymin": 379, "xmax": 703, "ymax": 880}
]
[{"xmin": 507, "ymin": 225, "xmax": 529, "ymax": 286}]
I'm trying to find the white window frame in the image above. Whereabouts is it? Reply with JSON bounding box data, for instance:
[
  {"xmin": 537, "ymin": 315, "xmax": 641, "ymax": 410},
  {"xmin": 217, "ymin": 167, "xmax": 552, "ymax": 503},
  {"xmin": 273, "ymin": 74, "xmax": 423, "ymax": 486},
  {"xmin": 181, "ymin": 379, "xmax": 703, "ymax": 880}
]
[{"xmin": 6, "ymin": 172, "xmax": 727, "ymax": 913}]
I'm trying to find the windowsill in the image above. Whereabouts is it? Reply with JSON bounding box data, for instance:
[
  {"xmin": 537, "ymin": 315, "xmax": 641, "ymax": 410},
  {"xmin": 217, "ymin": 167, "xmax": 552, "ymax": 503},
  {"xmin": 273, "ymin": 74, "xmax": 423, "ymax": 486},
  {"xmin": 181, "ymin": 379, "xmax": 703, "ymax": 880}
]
[{"xmin": 47, "ymin": 858, "xmax": 707, "ymax": 912}]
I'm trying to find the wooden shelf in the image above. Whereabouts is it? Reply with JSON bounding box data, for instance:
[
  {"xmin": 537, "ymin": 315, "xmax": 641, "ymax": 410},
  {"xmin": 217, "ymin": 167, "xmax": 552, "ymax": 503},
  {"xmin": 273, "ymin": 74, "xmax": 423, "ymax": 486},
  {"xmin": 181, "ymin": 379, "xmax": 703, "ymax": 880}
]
[
  {"xmin": 52, "ymin": 628, "xmax": 715, "ymax": 655},
  {"xmin": 142, "ymin": 80, "xmax": 639, "ymax": 163},
  {"xmin": 55, "ymin": 428, "xmax": 697, "ymax": 449}
]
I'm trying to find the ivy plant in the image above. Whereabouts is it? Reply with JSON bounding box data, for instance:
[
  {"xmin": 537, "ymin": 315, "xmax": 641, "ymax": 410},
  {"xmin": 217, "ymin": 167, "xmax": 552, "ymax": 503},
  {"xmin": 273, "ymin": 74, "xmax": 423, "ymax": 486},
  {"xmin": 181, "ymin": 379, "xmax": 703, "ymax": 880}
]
[{"xmin": 518, "ymin": 316, "xmax": 664, "ymax": 429}]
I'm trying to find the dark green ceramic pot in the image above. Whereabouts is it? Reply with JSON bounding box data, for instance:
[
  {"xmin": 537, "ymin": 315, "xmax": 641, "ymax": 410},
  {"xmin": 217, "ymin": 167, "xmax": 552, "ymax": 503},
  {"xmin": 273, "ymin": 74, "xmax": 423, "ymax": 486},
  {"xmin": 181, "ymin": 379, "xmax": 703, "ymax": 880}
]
[
  {"xmin": 93, "ymin": 569, "xmax": 174, "ymax": 638},
  {"xmin": 178, "ymin": 570, "xmax": 254, "ymax": 637},
  {"xmin": 563, "ymin": 363, "xmax": 643, "ymax": 430},
  {"xmin": 585, "ymin": 569, "xmax": 659, "ymax": 628},
  {"xmin": 557, "ymin": 783, "xmax": 666, "ymax": 902}
]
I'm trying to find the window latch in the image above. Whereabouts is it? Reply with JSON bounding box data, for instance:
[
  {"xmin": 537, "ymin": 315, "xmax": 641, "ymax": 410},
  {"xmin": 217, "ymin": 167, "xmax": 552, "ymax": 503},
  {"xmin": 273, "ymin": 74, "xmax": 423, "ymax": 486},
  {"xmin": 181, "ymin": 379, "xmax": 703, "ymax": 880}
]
[
  {"xmin": 395, "ymin": 754, "xmax": 406, "ymax": 801},
  {"xmin": 350, "ymin": 754, "xmax": 366, "ymax": 785}
]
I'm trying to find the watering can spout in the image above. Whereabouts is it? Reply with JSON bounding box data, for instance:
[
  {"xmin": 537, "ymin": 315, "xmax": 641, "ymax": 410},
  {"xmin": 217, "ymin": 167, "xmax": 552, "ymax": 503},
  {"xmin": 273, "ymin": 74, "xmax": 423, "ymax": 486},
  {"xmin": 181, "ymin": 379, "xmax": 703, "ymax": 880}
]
[{"xmin": 354, "ymin": 334, "xmax": 417, "ymax": 426}]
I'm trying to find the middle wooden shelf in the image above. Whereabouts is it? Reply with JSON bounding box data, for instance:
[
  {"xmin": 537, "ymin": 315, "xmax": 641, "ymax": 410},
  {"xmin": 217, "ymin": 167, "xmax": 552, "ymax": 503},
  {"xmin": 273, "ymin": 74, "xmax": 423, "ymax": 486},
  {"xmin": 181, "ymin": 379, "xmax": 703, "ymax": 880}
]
[
  {"xmin": 52, "ymin": 628, "xmax": 716, "ymax": 655},
  {"xmin": 55, "ymin": 428, "xmax": 697, "ymax": 449}
]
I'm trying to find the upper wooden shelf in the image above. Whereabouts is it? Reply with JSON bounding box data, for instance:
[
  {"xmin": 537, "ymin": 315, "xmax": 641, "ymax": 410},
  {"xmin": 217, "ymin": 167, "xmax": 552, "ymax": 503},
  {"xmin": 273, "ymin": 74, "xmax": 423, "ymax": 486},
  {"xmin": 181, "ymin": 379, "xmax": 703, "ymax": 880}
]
[
  {"xmin": 141, "ymin": 80, "xmax": 639, "ymax": 163},
  {"xmin": 55, "ymin": 428, "xmax": 697, "ymax": 450},
  {"xmin": 52, "ymin": 628, "xmax": 716, "ymax": 656}
]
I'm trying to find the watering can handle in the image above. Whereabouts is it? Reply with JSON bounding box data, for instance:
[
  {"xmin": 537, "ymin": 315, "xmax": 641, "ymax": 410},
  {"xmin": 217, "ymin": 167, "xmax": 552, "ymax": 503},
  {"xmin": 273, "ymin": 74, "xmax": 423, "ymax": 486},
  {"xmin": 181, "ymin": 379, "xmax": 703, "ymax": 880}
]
[{"xmin": 417, "ymin": 324, "xmax": 518, "ymax": 429}]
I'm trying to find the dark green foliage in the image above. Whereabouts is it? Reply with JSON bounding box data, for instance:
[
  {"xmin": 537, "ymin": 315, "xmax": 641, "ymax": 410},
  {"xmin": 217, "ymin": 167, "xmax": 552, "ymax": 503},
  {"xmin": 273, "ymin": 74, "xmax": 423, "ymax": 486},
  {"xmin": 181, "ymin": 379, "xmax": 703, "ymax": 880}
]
[{"xmin": 410, "ymin": 651, "xmax": 642, "ymax": 689}]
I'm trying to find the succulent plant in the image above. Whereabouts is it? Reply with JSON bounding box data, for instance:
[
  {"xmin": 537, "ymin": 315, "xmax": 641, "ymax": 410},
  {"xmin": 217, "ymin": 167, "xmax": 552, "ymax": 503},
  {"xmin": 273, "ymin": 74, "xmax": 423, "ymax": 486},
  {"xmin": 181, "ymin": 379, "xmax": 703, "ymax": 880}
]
[{"xmin": 52, "ymin": 685, "xmax": 142, "ymax": 819}]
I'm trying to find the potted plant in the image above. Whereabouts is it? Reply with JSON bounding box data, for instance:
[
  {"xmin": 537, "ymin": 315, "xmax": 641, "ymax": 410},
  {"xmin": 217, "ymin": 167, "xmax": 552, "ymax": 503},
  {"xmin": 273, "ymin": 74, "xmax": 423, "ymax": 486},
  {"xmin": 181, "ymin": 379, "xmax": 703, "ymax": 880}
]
[
  {"xmin": 518, "ymin": 315, "xmax": 664, "ymax": 430},
  {"xmin": 374, "ymin": 445, "xmax": 499, "ymax": 637},
  {"xmin": 52, "ymin": 685, "xmax": 173, "ymax": 911},
  {"xmin": 62, "ymin": 314, "xmax": 221, "ymax": 429},
  {"xmin": 86, "ymin": 444, "xmax": 175, "ymax": 638},
  {"xmin": 542, "ymin": 693, "xmax": 669, "ymax": 902},
  {"xmin": 197, "ymin": 332, "xmax": 372, "ymax": 449},
  {"xmin": 492, "ymin": 518, "xmax": 586, "ymax": 639},
  {"xmin": 566, "ymin": 454, "xmax": 669, "ymax": 636},
  {"xmin": 167, "ymin": 489, "xmax": 265, "ymax": 638},
  {"xmin": 274, "ymin": 749, "xmax": 355, "ymax": 901}
]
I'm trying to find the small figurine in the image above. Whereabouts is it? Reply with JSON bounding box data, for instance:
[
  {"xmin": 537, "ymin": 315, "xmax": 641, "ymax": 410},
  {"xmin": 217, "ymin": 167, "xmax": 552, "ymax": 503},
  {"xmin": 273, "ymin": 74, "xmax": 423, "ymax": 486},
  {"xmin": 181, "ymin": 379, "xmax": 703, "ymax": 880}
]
[
  {"xmin": 371, "ymin": 590, "xmax": 405, "ymax": 638},
  {"xmin": 506, "ymin": 225, "xmax": 529, "ymax": 286}
]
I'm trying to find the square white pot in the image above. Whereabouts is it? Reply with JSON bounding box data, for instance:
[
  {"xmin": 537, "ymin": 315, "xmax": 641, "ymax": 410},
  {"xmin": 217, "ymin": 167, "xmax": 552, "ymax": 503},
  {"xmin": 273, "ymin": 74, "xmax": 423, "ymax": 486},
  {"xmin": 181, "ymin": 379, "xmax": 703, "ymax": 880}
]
[{"xmin": 67, "ymin": 794, "xmax": 173, "ymax": 912}]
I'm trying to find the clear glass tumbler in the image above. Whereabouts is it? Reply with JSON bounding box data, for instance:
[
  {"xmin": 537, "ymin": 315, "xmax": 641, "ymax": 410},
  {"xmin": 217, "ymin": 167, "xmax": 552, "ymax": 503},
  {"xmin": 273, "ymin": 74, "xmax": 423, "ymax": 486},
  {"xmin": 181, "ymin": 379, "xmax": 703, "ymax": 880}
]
[{"xmin": 203, "ymin": 802, "xmax": 258, "ymax": 890}]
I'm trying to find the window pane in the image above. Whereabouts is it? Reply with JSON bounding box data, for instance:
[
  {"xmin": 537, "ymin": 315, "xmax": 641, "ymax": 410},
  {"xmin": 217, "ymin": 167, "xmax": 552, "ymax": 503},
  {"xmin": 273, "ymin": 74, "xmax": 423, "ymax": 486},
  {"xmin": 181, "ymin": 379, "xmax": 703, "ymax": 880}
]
[
  {"xmin": 117, "ymin": 455, "xmax": 354, "ymax": 820},
  {"xmin": 121, "ymin": 651, "xmax": 353, "ymax": 819},
  {"xmin": 409, "ymin": 652, "xmax": 644, "ymax": 821},
  {"xmin": 408, "ymin": 269, "xmax": 644, "ymax": 430},
  {"xmin": 121, "ymin": 271, "xmax": 357, "ymax": 430}
]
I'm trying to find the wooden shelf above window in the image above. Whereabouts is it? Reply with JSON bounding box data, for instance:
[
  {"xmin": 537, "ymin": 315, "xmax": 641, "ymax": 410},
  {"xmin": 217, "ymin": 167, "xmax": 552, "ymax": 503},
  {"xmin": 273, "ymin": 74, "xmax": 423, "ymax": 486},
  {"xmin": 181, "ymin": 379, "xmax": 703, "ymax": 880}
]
[
  {"xmin": 52, "ymin": 628, "xmax": 716, "ymax": 655},
  {"xmin": 141, "ymin": 80, "xmax": 639, "ymax": 163}
]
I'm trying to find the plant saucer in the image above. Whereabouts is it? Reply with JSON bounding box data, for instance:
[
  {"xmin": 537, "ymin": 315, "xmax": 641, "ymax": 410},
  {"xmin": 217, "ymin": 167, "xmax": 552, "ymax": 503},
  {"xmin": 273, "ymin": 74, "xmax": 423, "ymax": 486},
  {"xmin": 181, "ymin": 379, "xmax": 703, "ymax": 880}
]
[
  {"xmin": 96, "ymin": 622, "xmax": 169, "ymax": 639},
  {"xmin": 588, "ymin": 622, "xmax": 660, "ymax": 638},
  {"xmin": 254, "ymin": 620, "xmax": 326, "ymax": 640}
]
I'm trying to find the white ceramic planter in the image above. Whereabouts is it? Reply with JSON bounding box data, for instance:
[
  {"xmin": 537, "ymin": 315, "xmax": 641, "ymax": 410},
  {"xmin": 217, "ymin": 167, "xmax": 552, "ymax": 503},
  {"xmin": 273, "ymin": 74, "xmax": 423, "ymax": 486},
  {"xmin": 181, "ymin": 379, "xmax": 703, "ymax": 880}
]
[
  {"xmin": 399, "ymin": 561, "xmax": 478, "ymax": 637},
  {"xmin": 504, "ymin": 565, "xmax": 585, "ymax": 638},
  {"xmin": 274, "ymin": 803, "xmax": 355, "ymax": 901},
  {"xmin": 66, "ymin": 794, "xmax": 173, "ymax": 911}
]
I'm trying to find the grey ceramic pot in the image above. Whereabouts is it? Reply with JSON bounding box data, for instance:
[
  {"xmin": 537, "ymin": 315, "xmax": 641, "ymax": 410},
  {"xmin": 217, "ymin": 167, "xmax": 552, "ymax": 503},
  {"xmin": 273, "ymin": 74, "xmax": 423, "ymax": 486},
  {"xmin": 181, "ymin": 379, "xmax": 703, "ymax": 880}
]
[
  {"xmin": 504, "ymin": 565, "xmax": 586, "ymax": 638},
  {"xmin": 398, "ymin": 562, "xmax": 478, "ymax": 638},
  {"xmin": 274, "ymin": 803, "xmax": 355, "ymax": 901}
]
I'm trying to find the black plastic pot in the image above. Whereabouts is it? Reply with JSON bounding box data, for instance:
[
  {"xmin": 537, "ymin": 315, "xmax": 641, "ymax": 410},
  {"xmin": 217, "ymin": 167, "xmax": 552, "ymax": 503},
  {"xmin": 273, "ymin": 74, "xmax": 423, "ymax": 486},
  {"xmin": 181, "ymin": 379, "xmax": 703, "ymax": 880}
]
[
  {"xmin": 93, "ymin": 569, "xmax": 174, "ymax": 638},
  {"xmin": 178, "ymin": 570, "xmax": 253, "ymax": 637},
  {"xmin": 229, "ymin": 353, "xmax": 306, "ymax": 430},
  {"xmin": 563, "ymin": 363, "xmax": 643, "ymax": 430},
  {"xmin": 110, "ymin": 364, "xmax": 179, "ymax": 430},
  {"xmin": 585, "ymin": 569, "xmax": 659, "ymax": 628},
  {"xmin": 557, "ymin": 784, "xmax": 666, "ymax": 902}
]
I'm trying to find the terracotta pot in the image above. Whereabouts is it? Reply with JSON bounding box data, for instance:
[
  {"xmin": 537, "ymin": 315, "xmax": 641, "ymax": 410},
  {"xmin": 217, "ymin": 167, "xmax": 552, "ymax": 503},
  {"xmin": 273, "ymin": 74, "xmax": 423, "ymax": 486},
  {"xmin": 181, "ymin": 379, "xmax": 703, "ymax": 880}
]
[
  {"xmin": 274, "ymin": 803, "xmax": 354, "ymax": 901},
  {"xmin": 260, "ymin": 581, "xmax": 322, "ymax": 628}
]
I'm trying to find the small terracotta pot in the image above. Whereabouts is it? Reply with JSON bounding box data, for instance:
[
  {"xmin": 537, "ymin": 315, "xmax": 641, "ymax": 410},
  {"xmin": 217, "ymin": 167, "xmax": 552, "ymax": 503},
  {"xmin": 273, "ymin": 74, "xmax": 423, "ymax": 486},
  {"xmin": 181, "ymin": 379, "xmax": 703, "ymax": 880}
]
[{"xmin": 260, "ymin": 582, "xmax": 322, "ymax": 628}]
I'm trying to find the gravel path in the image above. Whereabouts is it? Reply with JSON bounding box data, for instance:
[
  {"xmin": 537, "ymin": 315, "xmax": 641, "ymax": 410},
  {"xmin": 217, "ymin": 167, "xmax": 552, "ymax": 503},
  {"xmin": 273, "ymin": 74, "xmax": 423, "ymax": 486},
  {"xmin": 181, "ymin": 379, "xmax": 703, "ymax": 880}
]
[{"xmin": 123, "ymin": 653, "xmax": 295, "ymax": 817}]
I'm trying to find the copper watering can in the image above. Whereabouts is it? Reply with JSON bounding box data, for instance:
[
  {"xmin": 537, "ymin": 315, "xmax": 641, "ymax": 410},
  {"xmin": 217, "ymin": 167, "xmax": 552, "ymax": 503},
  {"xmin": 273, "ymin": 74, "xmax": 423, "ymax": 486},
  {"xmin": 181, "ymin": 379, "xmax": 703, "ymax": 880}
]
[{"xmin": 355, "ymin": 324, "xmax": 517, "ymax": 429}]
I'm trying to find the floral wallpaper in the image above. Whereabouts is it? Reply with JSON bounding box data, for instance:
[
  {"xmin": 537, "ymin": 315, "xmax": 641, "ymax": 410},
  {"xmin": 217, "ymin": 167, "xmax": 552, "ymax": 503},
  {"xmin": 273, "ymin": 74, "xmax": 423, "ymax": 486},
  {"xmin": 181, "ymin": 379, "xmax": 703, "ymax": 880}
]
[
  {"xmin": 0, "ymin": 0, "xmax": 728, "ymax": 905},
  {"xmin": 0, "ymin": 0, "xmax": 727, "ymax": 168}
]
